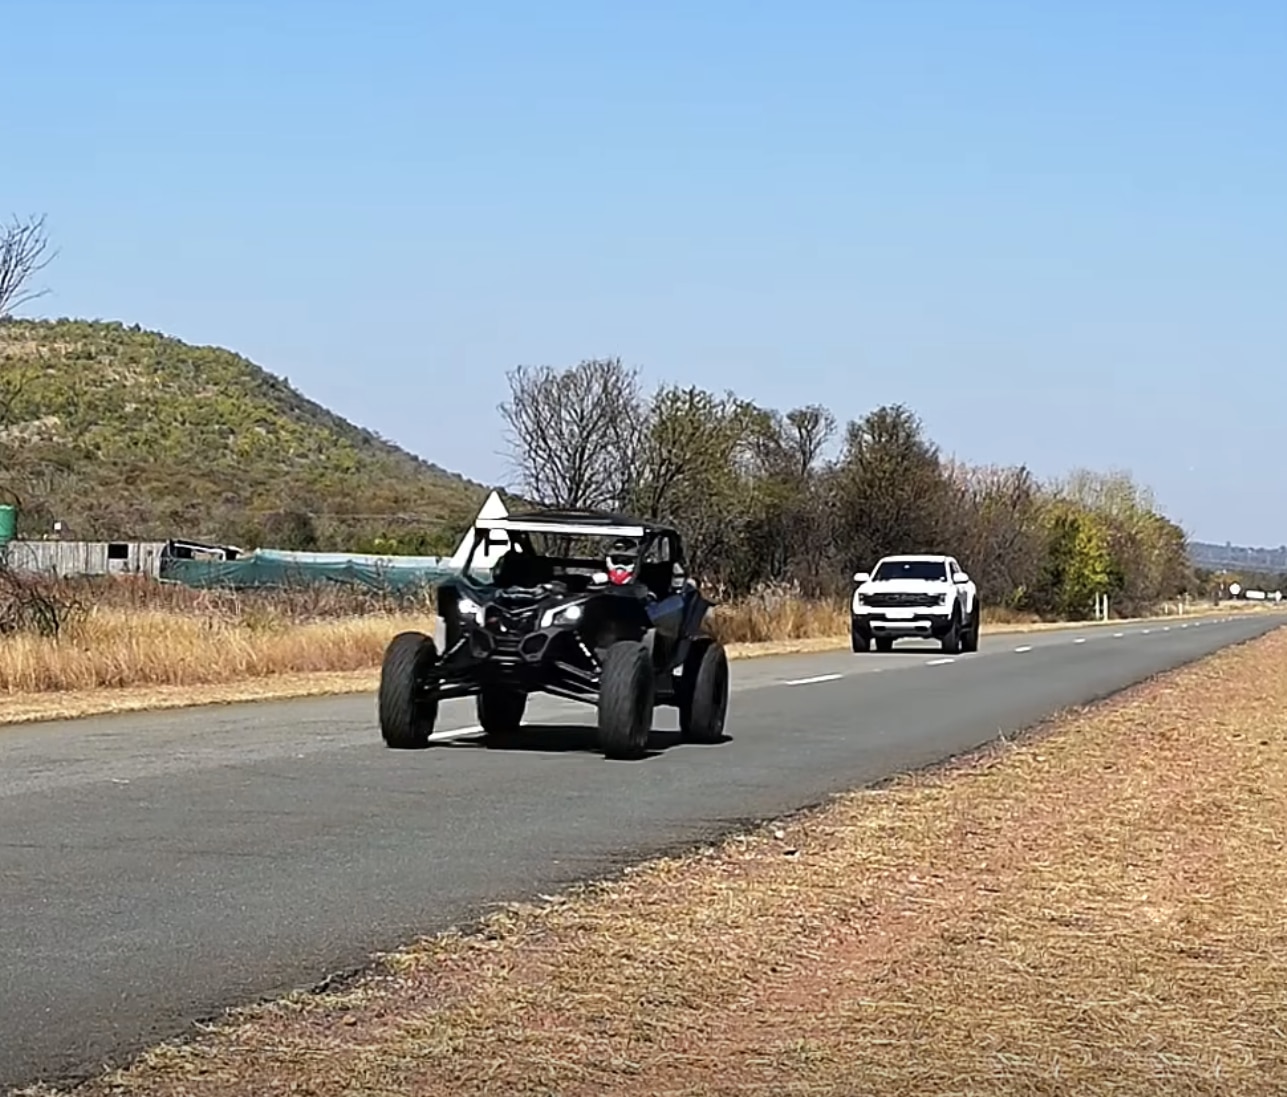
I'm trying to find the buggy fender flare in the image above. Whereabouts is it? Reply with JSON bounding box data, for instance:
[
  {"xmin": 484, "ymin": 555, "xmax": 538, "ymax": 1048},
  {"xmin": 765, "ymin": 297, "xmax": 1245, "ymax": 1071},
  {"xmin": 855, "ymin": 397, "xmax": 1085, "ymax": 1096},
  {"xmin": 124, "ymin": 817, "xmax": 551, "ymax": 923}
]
[{"xmin": 680, "ymin": 591, "xmax": 713, "ymax": 637}]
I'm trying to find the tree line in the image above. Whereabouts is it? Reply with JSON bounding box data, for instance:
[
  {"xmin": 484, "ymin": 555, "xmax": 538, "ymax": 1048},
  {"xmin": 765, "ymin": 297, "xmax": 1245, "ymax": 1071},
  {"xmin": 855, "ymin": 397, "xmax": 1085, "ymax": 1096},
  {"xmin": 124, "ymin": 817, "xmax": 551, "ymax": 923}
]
[{"xmin": 498, "ymin": 357, "xmax": 1197, "ymax": 619}]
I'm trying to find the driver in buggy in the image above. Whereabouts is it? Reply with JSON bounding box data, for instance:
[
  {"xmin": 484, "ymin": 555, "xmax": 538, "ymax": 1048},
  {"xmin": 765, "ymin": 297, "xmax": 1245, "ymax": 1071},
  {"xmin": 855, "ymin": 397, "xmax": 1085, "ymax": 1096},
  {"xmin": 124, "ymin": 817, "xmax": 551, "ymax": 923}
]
[{"xmin": 605, "ymin": 537, "xmax": 639, "ymax": 586}]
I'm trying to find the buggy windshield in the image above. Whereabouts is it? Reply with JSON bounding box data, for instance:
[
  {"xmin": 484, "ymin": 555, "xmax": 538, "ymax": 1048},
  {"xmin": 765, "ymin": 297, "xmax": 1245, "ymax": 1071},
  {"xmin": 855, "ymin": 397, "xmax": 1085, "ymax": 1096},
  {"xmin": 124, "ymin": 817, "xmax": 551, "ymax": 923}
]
[{"xmin": 463, "ymin": 522, "xmax": 670, "ymax": 589}]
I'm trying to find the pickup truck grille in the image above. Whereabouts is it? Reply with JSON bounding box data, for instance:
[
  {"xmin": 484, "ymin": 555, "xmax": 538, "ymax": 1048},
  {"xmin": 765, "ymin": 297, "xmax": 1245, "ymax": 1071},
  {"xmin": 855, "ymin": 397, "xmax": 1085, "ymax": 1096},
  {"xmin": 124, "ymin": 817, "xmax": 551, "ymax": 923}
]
[{"xmin": 865, "ymin": 591, "xmax": 942, "ymax": 608}]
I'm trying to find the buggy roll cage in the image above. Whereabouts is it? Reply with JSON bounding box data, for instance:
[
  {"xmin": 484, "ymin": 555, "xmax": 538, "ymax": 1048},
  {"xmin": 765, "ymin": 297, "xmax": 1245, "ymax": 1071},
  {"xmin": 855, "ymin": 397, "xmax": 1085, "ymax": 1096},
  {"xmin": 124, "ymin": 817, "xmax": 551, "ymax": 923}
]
[{"xmin": 459, "ymin": 509, "xmax": 687, "ymax": 586}]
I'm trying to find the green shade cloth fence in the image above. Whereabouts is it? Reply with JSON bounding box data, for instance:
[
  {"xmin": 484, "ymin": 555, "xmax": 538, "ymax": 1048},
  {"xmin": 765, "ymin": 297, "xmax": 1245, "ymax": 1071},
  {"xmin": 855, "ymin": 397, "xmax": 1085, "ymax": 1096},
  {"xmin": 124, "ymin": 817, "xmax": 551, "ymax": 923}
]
[{"xmin": 159, "ymin": 549, "xmax": 489, "ymax": 593}]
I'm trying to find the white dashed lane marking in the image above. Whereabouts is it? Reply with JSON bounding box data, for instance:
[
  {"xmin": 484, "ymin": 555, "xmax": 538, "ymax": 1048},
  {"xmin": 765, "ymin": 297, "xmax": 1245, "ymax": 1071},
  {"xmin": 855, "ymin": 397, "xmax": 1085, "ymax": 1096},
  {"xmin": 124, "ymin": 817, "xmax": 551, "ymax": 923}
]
[
  {"xmin": 925, "ymin": 657, "xmax": 956, "ymax": 666},
  {"xmin": 430, "ymin": 724, "xmax": 484, "ymax": 742},
  {"xmin": 1074, "ymin": 637, "xmax": 1086, "ymax": 644},
  {"xmin": 1013, "ymin": 645, "xmax": 1033, "ymax": 653},
  {"xmin": 784, "ymin": 673, "xmax": 844, "ymax": 687}
]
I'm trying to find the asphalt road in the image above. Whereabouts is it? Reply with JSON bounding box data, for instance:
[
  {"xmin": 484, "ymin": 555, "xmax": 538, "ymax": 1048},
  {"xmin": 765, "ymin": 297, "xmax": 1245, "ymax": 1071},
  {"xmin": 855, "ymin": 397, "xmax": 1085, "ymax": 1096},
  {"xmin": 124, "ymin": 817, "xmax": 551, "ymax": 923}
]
[{"xmin": 1, "ymin": 612, "xmax": 1281, "ymax": 1092}]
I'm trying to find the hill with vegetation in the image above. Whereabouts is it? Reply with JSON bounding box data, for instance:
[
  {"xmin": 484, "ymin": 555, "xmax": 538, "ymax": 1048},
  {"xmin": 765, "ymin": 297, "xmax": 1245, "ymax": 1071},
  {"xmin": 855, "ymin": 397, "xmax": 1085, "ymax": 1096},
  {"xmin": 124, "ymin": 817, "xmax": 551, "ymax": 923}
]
[{"xmin": 0, "ymin": 318, "xmax": 497, "ymax": 552}]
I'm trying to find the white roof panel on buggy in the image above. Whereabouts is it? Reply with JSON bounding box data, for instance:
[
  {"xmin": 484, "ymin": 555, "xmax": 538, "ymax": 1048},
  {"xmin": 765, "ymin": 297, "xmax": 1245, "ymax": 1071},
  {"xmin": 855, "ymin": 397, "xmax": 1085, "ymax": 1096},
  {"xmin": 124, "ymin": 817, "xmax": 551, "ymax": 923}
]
[{"xmin": 474, "ymin": 517, "xmax": 647, "ymax": 539}]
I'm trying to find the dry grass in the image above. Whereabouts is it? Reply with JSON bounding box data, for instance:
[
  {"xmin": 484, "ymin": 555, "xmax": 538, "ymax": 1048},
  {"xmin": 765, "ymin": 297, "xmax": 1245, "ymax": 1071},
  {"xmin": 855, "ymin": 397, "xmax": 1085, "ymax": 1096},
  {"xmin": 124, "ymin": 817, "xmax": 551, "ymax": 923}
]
[
  {"xmin": 0, "ymin": 569, "xmax": 1250, "ymax": 726},
  {"xmin": 0, "ymin": 607, "xmax": 434, "ymax": 693},
  {"xmin": 0, "ymin": 573, "xmax": 1254, "ymax": 727},
  {"xmin": 0, "ymin": 605, "xmax": 1244, "ymax": 728},
  {"xmin": 45, "ymin": 623, "xmax": 1287, "ymax": 1097}
]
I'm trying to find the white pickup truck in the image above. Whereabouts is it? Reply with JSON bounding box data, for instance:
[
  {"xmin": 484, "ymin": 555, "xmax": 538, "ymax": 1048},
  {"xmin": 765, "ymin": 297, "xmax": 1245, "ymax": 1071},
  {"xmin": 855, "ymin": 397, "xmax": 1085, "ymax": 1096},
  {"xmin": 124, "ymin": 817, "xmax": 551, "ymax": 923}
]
[{"xmin": 850, "ymin": 553, "xmax": 980, "ymax": 654}]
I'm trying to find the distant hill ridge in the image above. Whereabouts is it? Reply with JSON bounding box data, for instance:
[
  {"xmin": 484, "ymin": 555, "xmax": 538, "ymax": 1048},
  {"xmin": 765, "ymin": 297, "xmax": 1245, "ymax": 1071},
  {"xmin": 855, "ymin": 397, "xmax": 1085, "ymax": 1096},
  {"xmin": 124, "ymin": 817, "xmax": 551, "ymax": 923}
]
[
  {"xmin": 0, "ymin": 318, "xmax": 496, "ymax": 552},
  {"xmin": 1188, "ymin": 540, "xmax": 1287, "ymax": 575}
]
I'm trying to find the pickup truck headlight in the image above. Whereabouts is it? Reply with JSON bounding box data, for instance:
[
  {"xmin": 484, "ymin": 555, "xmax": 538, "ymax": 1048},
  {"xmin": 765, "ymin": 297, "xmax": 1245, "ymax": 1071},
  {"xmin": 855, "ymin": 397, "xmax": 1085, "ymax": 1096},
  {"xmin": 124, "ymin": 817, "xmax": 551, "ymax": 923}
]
[{"xmin": 540, "ymin": 602, "xmax": 584, "ymax": 629}]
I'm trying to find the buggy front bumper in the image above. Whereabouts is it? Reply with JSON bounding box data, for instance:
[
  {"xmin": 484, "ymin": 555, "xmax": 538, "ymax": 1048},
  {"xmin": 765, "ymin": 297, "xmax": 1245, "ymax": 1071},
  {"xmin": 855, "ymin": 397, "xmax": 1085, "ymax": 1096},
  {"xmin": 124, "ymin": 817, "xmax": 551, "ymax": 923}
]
[{"xmin": 426, "ymin": 623, "xmax": 601, "ymax": 700}]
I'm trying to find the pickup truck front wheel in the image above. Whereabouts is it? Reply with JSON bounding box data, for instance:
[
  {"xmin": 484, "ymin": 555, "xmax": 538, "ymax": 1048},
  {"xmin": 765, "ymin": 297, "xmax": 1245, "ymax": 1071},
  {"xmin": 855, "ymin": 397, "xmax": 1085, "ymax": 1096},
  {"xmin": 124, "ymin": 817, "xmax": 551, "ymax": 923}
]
[
  {"xmin": 961, "ymin": 603, "xmax": 981, "ymax": 652},
  {"xmin": 940, "ymin": 611, "xmax": 962, "ymax": 655}
]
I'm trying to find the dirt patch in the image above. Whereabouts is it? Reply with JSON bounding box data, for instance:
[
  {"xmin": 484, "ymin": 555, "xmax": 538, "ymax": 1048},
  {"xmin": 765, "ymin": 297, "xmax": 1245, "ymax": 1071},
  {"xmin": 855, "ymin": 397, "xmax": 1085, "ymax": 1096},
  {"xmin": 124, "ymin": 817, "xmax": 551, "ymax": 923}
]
[{"xmin": 40, "ymin": 623, "xmax": 1287, "ymax": 1096}]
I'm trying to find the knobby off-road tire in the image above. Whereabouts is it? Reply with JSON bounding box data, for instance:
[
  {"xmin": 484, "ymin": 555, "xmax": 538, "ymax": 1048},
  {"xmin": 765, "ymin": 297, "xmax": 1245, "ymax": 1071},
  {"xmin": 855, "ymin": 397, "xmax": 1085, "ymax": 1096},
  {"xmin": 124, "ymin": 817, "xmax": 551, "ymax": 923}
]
[
  {"xmin": 378, "ymin": 631, "xmax": 440, "ymax": 749},
  {"xmin": 961, "ymin": 602, "xmax": 981, "ymax": 653},
  {"xmin": 678, "ymin": 636, "xmax": 730, "ymax": 744},
  {"xmin": 477, "ymin": 686, "xmax": 528, "ymax": 746},
  {"xmin": 597, "ymin": 640, "xmax": 655, "ymax": 760}
]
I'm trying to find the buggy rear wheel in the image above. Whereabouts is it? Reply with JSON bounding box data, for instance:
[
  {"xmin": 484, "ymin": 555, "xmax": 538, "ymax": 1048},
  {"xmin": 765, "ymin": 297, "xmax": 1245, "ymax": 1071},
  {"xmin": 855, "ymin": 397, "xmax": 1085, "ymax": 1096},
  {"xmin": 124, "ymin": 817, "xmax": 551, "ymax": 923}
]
[
  {"xmin": 477, "ymin": 686, "xmax": 528, "ymax": 746},
  {"xmin": 678, "ymin": 637, "xmax": 729, "ymax": 743}
]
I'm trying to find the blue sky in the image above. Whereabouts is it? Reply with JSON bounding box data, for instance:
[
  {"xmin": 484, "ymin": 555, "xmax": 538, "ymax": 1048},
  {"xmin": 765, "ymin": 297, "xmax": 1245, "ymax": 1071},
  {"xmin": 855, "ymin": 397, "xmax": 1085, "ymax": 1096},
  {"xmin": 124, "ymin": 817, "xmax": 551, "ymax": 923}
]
[{"xmin": 5, "ymin": 0, "xmax": 1285, "ymax": 545}]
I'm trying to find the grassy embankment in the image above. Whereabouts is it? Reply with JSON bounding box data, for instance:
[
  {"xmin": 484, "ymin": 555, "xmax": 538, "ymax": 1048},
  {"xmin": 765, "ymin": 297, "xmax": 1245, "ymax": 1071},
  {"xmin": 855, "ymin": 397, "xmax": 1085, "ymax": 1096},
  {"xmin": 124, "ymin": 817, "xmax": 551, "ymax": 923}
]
[
  {"xmin": 44, "ymin": 606, "xmax": 1287, "ymax": 1096},
  {"xmin": 0, "ymin": 576, "xmax": 1245, "ymax": 726}
]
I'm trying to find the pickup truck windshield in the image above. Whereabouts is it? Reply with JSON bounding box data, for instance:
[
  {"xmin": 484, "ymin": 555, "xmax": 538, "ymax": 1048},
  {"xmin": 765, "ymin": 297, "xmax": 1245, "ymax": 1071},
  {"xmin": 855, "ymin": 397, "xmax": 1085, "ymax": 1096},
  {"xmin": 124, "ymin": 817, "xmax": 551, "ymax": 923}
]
[{"xmin": 873, "ymin": 559, "xmax": 949, "ymax": 581}]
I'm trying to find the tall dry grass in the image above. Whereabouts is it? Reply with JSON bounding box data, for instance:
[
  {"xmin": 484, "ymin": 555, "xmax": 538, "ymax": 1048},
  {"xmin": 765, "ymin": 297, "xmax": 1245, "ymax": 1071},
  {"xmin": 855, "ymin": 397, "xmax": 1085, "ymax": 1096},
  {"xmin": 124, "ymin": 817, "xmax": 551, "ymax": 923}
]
[
  {"xmin": 0, "ymin": 574, "xmax": 1192, "ymax": 697},
  {"xmin": 0, "ymin": 575, "xmax": 435, "ymax": 695},
  {"xmin": 0, "ymin": 608, "xmax": 435, "ymax": 694}
]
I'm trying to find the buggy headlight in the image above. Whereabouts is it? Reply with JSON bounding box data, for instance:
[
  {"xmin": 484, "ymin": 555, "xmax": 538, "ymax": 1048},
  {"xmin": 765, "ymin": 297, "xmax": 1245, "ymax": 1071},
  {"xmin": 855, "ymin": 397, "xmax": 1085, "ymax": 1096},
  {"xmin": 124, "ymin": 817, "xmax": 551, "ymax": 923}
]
[
  {"xmin": 540, "ymin": 603, "xmax": 584, "ymax": 629},
  {"xmin": 456, "ymin": 596, "xmax": 485, "ymax": 624}
]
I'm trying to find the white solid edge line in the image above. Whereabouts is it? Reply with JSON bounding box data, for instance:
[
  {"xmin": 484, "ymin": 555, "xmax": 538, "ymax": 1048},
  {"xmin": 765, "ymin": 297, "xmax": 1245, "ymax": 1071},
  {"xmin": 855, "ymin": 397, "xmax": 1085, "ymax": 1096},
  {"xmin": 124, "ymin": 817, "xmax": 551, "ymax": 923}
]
[
  {"xmin": 925, "ymin": 657, "xmax": 955, "ymax": 666},
  {"xmin": 784, "ymin": 672, "xmax": 844, "ymax": 687}
]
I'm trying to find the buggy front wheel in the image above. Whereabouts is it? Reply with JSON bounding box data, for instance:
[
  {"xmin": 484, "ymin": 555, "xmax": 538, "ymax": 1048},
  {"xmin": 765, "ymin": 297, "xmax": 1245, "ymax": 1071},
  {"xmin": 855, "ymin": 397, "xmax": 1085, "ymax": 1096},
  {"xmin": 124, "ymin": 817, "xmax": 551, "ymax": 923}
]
[
  {"xmin": 597, "ymin": 640, "xmax": 654, "ymax": 760},
  {"xmin": 378, "ymin": 631, "xmax": 440, "ymax": 749}
]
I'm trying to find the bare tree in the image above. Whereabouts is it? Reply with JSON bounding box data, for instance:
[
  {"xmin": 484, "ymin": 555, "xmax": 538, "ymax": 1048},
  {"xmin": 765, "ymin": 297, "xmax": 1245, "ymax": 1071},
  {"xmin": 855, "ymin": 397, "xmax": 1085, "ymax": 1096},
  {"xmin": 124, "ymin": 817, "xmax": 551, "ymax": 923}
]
[
  {"xmin": 498, "ymin": 357, "xmax": 644, "ymax": 510},
  {"xmin": 0, "ymin": 213, "xmax": 57, "ymax": 319}
]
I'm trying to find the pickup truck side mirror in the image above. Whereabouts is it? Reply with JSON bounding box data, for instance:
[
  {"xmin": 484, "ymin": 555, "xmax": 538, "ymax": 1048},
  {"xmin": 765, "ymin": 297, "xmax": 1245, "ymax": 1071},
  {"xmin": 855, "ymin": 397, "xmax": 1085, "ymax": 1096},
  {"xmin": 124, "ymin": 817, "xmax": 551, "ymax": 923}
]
[
  {"xmin": 952, "ymin": 571, "xmax": 970, "ymax": 584},
  {"xmin": 852, "ymin": 571, "xmax": 870, "ymax": 584}
]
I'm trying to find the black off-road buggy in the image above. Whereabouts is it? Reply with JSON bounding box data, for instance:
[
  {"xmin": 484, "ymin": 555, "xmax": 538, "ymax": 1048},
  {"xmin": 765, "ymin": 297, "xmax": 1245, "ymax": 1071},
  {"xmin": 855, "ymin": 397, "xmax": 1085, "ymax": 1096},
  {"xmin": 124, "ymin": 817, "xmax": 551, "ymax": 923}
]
[{"xmin": 377, "ymin": 509, "xmax": 731, "ymax": 760}]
